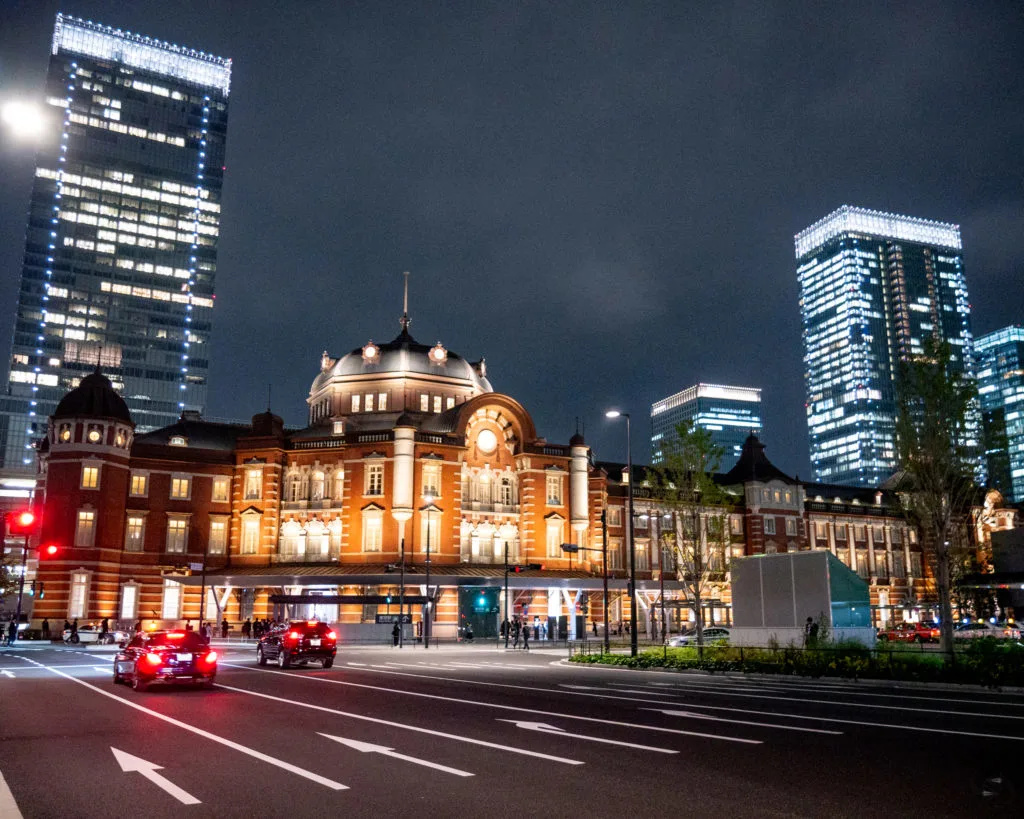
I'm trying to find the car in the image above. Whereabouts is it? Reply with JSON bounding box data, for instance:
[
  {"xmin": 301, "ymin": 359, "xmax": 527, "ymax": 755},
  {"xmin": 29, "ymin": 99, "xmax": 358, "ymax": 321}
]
[
  {"xmin": 666, "ymin": 627, "xmax": 731, "ymax": 647},
  {"xmin": 63, "ymin": 625, "xmax": 131, "ymax": 645},
  {"xmin": 953, "ymin": 621, "xmax": 1020, "ymax": 640},
  {"xmin": 257, "ymin": 620, "xmax": 337, "ymax": 669},
  {"xmin": 113, "ymin": 630, "xmax": 217, "ymax": 691},
  {"xmin": 876, "ymin": 622, "xmax": 940, "ymax": 643}
]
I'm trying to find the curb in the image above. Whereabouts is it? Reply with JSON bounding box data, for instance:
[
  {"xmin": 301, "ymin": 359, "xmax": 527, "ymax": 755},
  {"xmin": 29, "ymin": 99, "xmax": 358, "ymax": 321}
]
[{"xmin": 556, "ymin": 658, "xmax": 1024, "ymax": 694}]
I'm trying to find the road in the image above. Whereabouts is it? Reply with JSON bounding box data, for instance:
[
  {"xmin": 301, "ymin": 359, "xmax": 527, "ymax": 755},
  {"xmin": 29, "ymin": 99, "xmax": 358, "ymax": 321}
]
[{"xmin": 0, "ymin": 641, "xmax": 1020, "ymax": 817}]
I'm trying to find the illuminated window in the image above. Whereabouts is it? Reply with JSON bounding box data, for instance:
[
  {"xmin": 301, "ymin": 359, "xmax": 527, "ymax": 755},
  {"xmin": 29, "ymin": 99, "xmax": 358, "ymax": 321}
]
[
  {"xmin": 378, "ymin": 393, "xmax": 388, "ymax": 411},
  {"xmin": 75, "ymin": 510, "xmax": 96, "ymax": 547},
  {"xmin": 241, "ymin": 517, "xmax": 260, "ymax": 554},
  {"xmin": 730, "ymin": 515, "xmax": 743, "ymax": 535},
  {"xmin": 546, "ymin": 517, "xmax": 565, "ymax": 557},
  {"xmin": 608, "ymin": 507, "xmax": 623, "ymax": 527},
  {"xmin": 166, "ymin": 517, "xmax": 188, "ymax": 553},
  {"xmin": 333, "ymin": 471, "xmax": 345, "ymax": 501},
  {"xmin": 422, "ymin": 464, "xmax": 441, "ymax": 498},
  {"xmin": 170, "ymin": 475, "xmax": 191, "ymax": 499},
  {"xmin": 311, "ymin": 472, "xmax": 325, "ymax": 501},
  {"xmin": 433, "ymin": 396, "xmax": 442, "ymax": 414},
  {"xmin": 69, "ymin": 572, "xmax": 90, "ymax": 619},
  {"xmin": 208, "ymin": 519, "xmax": 227, "ymax": 555},
  {"xmin": 420, "ymin": 394, "xmax": 429, "ymax": 412},
  {"xmin": 161, "ymin": 579, "xmax": 181, "ymax": 620},
  {"xmin": 420, "ymin": 512, "xmax": 440, "ymax": 550},
  {"xmin": 500, "ymin": 477, "xmax": 514, "ymax": 506},
  {"xmin": 120, "ymin": 583, "xmax": 139, "ymax": 620},
  {"xmin": 835, "ymin": 524, "xmax": 847, "ymax": 541},
  {"xmin": 785, "ymin": 518, "xmax": 797, "ymax": 536},
  {"xmin": 365, "ymin": 463, "xmax": 384, "ymax": 496},
  {"xmin": 362, "ymin": 510, "xmax": 383, "ymax": 552},
  {"xmin": 607, "ymin": 538, "xmax": 623, "ymax": 570},
  {"xmin": 546, "ymin": 474, "xmax": 562, "ymax": 505},
  {"xmin": 351, "ymin": 394, "xmax": 361, "ymax": 413},
  {"xmin": 124, "ymin": 515, "xmax": 145, "ymax": 552},
  {"xmin": 244, "ymin": 468, "xmax": 262, "ymax": 500},
  {"xmin": 364, "ymin": 393, "xmax": 374, "ymax": 412},
  {"xmin": 81, "ymin": 465, "xmax": 100, "ymax": 489},
  {"xmin": 446, "ymin": 396, "xmax": 455, "ymax": 410},
  {"xmin": 764, "ymin": 518, "xmax": 776, "ymax": 535},
  {"xmin": 211, "ymin": 476, "xmax": 230, "ymax": 502}
]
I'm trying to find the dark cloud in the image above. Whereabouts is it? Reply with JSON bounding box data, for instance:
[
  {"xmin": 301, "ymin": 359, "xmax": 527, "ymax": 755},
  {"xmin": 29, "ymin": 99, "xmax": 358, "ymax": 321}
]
[{"xmin": 1, "ymin": 0, "xmax": 1022, "ymax": 475}]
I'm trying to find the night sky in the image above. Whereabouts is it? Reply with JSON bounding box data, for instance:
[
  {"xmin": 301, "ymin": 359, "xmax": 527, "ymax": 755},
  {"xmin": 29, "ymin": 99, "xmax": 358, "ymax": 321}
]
[{"xmin": 1, "ymin": 1, "xmax": 1022, "ymax": 476}]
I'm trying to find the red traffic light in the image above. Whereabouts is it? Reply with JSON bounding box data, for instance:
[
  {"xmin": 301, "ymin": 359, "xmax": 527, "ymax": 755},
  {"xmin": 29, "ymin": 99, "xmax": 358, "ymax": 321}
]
[
  {"xmin": 17, "ymin": 511, "xmax": 34, "ymax": 527},
  {"xmin": 8, "ymin": 509, "xmax": 38, "ymax": 535},
  {"xmin": 44, "ymin": 544, "xmax": 59, "ymax": 557}
]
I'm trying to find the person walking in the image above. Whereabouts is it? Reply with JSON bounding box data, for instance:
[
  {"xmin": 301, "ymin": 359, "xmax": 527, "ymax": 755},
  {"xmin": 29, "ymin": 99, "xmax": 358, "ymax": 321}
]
[
  {"xmin": 6, "ymin": 620, "xmax": 17, "ymax": 646},
  {"xmin": 70, "ymin": 618, "xmax": 79, "ymax": 644},
  {"xmin": 221, "ymin": 618, "xmax": 229, "ymax": 639},
  {"xmin": 512, "ymin": 619, "xmax": 520, "ymax": 649},
  {"xmin": 99, "ymin": 617, "xmax": 110, "ymax": 643},
  {"xmin": 41, "ymin": 619, "xmax": 50, "ymax": 641},
  {"xmin": 242, "ymin": 618, "xmax": 252, "ymax": 640},
  {"xmin": 392, "ymin": 622, "xmax": 400, "ymax": 647},
  {"xmin": 521, "ymin": 623, "xmax": 530, "ymax": 651}
]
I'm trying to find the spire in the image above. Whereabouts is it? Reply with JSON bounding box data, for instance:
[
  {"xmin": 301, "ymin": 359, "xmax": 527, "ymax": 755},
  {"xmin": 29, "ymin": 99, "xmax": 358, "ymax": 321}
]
[{"xmin": 399, "ymin": 270, "xmax": 411, "ymax": 331}]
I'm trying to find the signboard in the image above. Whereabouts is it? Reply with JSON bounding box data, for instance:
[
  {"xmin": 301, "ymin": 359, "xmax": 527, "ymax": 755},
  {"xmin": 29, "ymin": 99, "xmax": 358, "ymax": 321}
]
[
  {"xmin": 560, "ymin": 543, "xmax": 579, "ymax": 553},
  {"xmin": 375, "ymin": 613, "xmax": 412, "ymax": 624},
  {"xmin": 189, "ymin": 563, "xmax": 204, "ymax": 571}
]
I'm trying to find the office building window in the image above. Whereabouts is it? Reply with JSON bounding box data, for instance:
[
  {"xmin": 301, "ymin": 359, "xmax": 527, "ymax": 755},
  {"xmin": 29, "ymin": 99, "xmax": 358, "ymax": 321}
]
[
  {"xmin": 75, "ymin": 510, "xmax": 96, "ymax": 547},
  {"xmin": 161, "ymin": 579, "xmax": 181, "ymax": 620},
  {"xmin": 422, "ymin": 464, "xmax": 441, "ymax": 498},
  {"xmin": 362, "ymin": 511, "xmax": 383, "ymax": 552},
  {"xmin": 608, "ymin": 507, "xmax": 622, "ymax": 527},
  {"xmin": 764, "ymin": 517, "xmax": 776, "ymax": 535},
  {"xmin": 81, "ymin": 464, "xmax": 99, "ymax": 489},
  {"xmin": 69, "ymin": 572, "xmax": 90, "ymax": 619},
  {"xmin": 166, "ymin": 517, "xmax": 188, "ymax": 553},
  {"xmin": 546, "ymin": 518, "xmax": 565, "ymax": 557},
  {"xmin": 244, "ymin": 469, "xmax": 262, "ymax": 500},
  {"xmin": 119, "ymin": 583, "xmax": 139, "ymax": 621},
  {"xmin": 785, "ymin": 518, "xmax": 798, "ymax": 536},
  {"xmin": 365, "ymin": 463, "xmax": 384, "ymax": 496},
  {"xmin": 170, "ymin": 475, "xmax": 191, "ymax": 500},
  {"xmin": 130, "ymin": 471, "xmax": 148, "ymax": 497},
  {"xmin": 124, "ymin": 515, "xmax": 145, "ymax": 552},
  {"xmin": 212, "ymin": 476, "xmax": 230, "ymax": 502},
  {"xmin": 241, "ymin": 517, "xmax": 260, "ymax": 555},
  {"xmin": 546, "ymin": 474, "xmax": 562, "ymax": 505},
  {"xmin": 209, "ymin": 519, "xmax": 227, "ymax": 555}
]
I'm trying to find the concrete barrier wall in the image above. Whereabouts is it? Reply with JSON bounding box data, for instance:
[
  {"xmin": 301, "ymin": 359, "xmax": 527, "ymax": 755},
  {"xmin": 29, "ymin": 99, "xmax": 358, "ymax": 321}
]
[{"xmin": 729, "ymin": 626, "xmax": 876, "ymax": 648}]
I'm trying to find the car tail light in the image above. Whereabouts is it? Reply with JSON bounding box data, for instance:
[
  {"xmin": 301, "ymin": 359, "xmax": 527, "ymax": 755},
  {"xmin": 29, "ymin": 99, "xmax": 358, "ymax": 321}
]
[
  {"xmin": 326, "ymin": 631, "xmax": 337, "ymax": 641},
  {"xmin": 199, "ymin": 651, "xmax": 217, "ymax": 667},
  {"xmin": 142, "ymin": 652, "xmax": 163, "ymax": 669},
  {"xmin": 167, "ymin": 632, "xmax": 185, "ymax": 639},
  {"xmin": 287, "ymin": 630, "xmax": 301, "ymax": 641},
  {"xmin": 306, "ymin": 620, "xmax": 318, "ymax": 626}
]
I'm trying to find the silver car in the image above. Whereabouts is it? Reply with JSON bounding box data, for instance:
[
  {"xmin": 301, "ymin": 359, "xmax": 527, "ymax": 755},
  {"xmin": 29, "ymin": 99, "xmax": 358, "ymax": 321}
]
[{"xmin": 667, "ymin": 627, "xmax": 731, "ymax": 647}]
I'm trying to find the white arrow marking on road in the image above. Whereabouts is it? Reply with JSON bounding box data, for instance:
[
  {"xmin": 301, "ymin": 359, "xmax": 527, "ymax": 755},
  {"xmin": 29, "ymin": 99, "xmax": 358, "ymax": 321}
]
[
  {"xmin": 651, "ymin": 709, "xmax": 843, "ymax": 735},
  {"xmin": 111, "ymin": 748, "xmax": 201, "ymax": 805},
  {"xmin": 1, "ymin": 671, "xmax": 15, "ymax": 678},
  {"xmin": 498, "ymin": 720, "xmax": 679, "ymax": 753},
  {"xmin": 319, "ymin": 734, "xmax": 474, "ymax": 777}
]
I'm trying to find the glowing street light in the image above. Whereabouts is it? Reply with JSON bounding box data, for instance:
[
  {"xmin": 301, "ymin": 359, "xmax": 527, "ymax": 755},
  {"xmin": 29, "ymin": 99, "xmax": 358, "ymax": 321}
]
[
  {"xmin": 605, "ymin": 409, "xmax": 638, "ymax": 658},
  {"xmin": 2, "ymin": 101, "xmax": 45, "ymax": 140}
]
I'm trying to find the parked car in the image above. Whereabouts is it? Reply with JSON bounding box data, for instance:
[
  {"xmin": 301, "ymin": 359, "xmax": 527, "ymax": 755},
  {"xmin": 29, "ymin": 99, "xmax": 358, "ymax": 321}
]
[
  {"xmin": 666, "ymin": 627, "xmax": 731, "ymax": 647},
  {"xmin": 63, "ymin": 625, "xmax": 130, "ymax": 645},
  {"xmin": 876, "ymin": 622, "xmax": 940, "ymax": 643},
  {"xmin": 954, "ymin": 622, "xmax": 1020, "ymax": 640},
  {"xmin": 257, "ymin": 620, "xmax": 337, "ymax": 668},
  {"xmin": 113, "ymin": 630, "xmax": 217, "ymax": 691}
]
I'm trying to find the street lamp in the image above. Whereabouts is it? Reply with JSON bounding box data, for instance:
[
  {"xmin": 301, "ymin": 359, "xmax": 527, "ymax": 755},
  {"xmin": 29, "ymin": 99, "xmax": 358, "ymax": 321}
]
[
  {"xmin": 1, "ymin": 101, "xmax": 46, "ymax": 140},
  {"xmin": 560, "ymin": 530, "xmax": 609, "ymax": 655},
  {"xmin": 421, "ymin": 496, "xmax": 436, "ymax": 649},
  {"xmin": 606, "ymin": 409, "xmax": 638, "ymax": 657}
]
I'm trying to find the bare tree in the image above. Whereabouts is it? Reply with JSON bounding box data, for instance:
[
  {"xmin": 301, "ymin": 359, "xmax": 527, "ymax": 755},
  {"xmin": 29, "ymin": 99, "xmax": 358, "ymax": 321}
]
[
  {"xmin": 652, "ymin": 420, "xmax": 730, "ymax": 650},
  {"xmin": 895, "ymin": 334, "xmax": 980, "ymax": 658}
]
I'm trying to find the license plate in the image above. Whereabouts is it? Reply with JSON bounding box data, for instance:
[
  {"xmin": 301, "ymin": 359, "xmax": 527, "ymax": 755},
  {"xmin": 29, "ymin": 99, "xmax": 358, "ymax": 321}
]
[
  {"xmin": 309, "ymin": 639, "xmax": 321, "ymax": 646},
  {"xmin": 176, "ymin": 653, "xmax": 192, "ymax": 662}
]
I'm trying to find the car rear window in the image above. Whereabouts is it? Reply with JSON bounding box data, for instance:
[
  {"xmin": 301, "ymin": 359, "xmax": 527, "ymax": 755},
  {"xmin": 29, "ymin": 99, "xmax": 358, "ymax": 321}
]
[{"xmin": 147, "ymin": 631, "xmax": 206, "ymax": 650}]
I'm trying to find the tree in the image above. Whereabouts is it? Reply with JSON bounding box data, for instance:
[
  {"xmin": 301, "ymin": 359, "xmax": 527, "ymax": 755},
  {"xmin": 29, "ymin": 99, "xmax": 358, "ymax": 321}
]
[
  {"xmin": 652, "ymin": 420, "xmax": 730, "ymax": 650},
  {"xmin": 895, "ymin": 334, "xmax": 980, "ymax": 658}
]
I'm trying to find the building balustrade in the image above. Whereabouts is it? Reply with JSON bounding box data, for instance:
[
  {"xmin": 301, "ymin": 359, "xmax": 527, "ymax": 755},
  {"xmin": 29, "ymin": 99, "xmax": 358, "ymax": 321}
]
[{"xmin": 272, "ymin": 547, "xmax": 341, "ymax": 565}]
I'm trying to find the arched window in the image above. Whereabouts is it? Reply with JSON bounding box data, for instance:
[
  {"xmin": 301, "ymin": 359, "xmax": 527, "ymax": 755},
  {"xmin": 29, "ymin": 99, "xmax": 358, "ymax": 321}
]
[
  {"xmin": 500, "ymin": 476, "xmax": 515, "ymax": 506},
  {"xmin": 287, "ymin": 474, "xmax": 301, "ymax": 502},
  {"xmin": 311, "ymin": 472, "xmax": 325, "ymax": 501},
  {"xmin": 333, "ymin": 470, "xmax": 345, "ymax": 501},
  {"xmin": 280, "ymin": 520, "xmax": 303, "ymax": 557},
  {"xmin": 306, "ymin": 519, "xmax": 328, "ymax": 557}
]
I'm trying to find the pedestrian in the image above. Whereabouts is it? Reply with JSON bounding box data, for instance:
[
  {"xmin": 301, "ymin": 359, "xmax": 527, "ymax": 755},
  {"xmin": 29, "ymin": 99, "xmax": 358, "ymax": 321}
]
[
  {"xmin": 392, "ymin": 622, "xmax": 400, "ymax": 647},
  {"xmin": 6, "ymin": 620, "xmax": 16, "ymax": 646},
  {"xmin": 41, "ymin": 618, "xmax": 50, "ymax": 641},
  {"xmin": 70, "ymin": 618, "xmax": 79, "ymax": 643},
  {"xmin": 99, "ymin": 617, "xmax": 109, "ymax": 642},
  {"xmin": 809, "ymin": 619, "xmax": 820, "ymax": 646},
  {"xmin": 242, "ymin": 618, "xmax": 252, "ymax": 640},
  {"xmin": 521, "ymin": 624, "xmax": 530, "ymax": 651},
  {"xmin": 533, "ymin": 623, "xmax": 539, "ymax": 641},
  {"xmin": 133, "ymin": 619, "xmax": 142, "ymax": 635},
  {"xmin": 221, "ymin": 617, "xmax": 229, "ymax": 639},
  {"xmin": 184, "ymin": 619, "xmax": 193, "ymax": 632},
  {"xmin": 512, "ymin": 619, "xmax": 520, "ymax": 649},
  {"xmin": 804, "ymin": 616, "xmax": 814, "ymax": 646},
  {"xmin": 592, "ymin": 620, "xmax": 598, "ymax": 636},
  {"xmin": 201, "ymin": 622, "xmax": 211, "ymax": 643}
]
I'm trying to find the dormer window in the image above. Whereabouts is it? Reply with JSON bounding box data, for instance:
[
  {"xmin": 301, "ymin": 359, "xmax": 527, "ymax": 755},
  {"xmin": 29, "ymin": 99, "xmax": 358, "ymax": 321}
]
[
  {"xmin": 362, "ymin": 342, "xmax": 379, "ymax": 363},
  {"xmin": 429, "ymin": 343, "xmax": 447, "ymax": 364},
  {"xmin": 169, "ymin": 435, "xmax": 187, "ymax": 447}
]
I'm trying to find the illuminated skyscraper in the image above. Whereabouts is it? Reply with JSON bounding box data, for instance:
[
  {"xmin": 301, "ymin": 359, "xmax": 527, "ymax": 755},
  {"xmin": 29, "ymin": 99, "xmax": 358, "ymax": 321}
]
[
  {"xmin": 796, "ymin": 206, "xmax": 980, "ymax": 486},
  {"xmin": 651, "ymin": 383, "xmax": 762, "ymax": 466},
  {"xmin": 976, "ymin": 325, "xmax": 1024, "ymax": 502},
  {"xmin": 0, "ymin": 14, "xmax": 231, "ymax": 469}
]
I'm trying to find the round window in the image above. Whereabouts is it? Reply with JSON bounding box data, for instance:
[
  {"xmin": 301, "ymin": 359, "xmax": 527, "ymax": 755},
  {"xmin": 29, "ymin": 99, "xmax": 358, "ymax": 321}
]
[{"xmin": 476, "ymin": 429, "xmax": 498, "ymax": 453}]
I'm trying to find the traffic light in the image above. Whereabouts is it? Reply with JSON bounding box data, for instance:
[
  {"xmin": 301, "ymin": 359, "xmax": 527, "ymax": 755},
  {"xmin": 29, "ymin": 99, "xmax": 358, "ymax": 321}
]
[
  {"xmin": 41, "ymin": 544, "xmax": 59, "ymax": 559},
  {"xmin": 7, "ymin": 509, "xmax": 37, "ymax": 536}
]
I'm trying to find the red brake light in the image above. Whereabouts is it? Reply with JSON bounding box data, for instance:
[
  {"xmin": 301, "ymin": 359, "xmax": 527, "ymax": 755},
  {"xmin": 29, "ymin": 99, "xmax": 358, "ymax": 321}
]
[
  {"xmin": 142, "ymin": 652, "xmax": 162, "ymax": 668},
  {"xmin": 306, "ymin": 620, "xmax": 317, "ymax": 626},
  {"xmin": 326, "ymin": 631, "xmax": 336, "ymax": 641},
  {"xmin": 167, "ymin": 632, "xmax": 185, "ymax": 639},
  {"xmin": 200, "ymin": 650, "xmax": 218, "ymax": 666},
  {"xmin": 287, "ymin": 630, "xmax": 301, "ymax": 640}
]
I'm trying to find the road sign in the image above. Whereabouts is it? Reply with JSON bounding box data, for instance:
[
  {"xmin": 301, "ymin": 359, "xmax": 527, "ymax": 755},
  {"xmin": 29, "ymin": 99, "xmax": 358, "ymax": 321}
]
[
  {"xmin": 560, "ymin": 543, "xmax": 580, "ymax": 553},
  {"xmin": 319, "ymin": 733, "xmax": 473, "ymax": 777},
  {"xmin": 188, "ymin": 562, "xmax": 204, "ymax": 571},
  {"xmin": 111, "ymin": 748, "xmax": 201, "ymax": 805},
  {"xmin": 375, "ymin": 613, "xmax": 412, "ymax": 624}
]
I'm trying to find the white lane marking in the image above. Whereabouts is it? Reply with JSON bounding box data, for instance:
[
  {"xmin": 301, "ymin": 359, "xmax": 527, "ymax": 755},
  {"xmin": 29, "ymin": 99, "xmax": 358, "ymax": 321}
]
[
  {"xmin": 498, "ymin": 720, "xmax": 679, "ymax": 753},
  {"xmin": 561, "ymin": 684, "xmax": 680, "ymax": 699},
  {"xmin": 215, "ymin": 682, "xmax": 583, "ymax": 765},
  {"xmin": 661, "ymin": 703, "xmax": 1024, "ymax": 742},
  {"xmin": 111, "ymin": 748, "xmax": 201, "ymax": 805},
  {"xmin": 320, "ymin": 733, "xmax": 474, "ymax": 777},
  {"xmin": 0, "ymin": 770, "xmax": 24, "ymax": 818},
  {"xmin": 222, "ymin": 663, "xmax": 761, "ymax": 745},
  {"xmin": 0, "ymin": 671, "xmax": 14, "ymax": 678},
  {"xmin": 645, "ymin": 709, "xmax": 843, "ymax": 735},
  {"xmin": 346, "ymin": 662, "xmax": 368, "ymax": 667},
  {"xmin": 17, "ymin": 658, "xmax": 347, "ymax": 791},
  {"xmin": 94, "ymin": 667, "xmax": 112, "ymax": 673}
]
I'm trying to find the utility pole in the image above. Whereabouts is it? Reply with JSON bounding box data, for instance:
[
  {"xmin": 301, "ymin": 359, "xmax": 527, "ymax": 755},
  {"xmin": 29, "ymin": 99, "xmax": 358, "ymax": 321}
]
[
  {"xmin": 601, "ymin": 509, "xmax": 609, "ymax": 654},
  {"xmin": 399, "ymin": 537, "xmax": 405, "ymax": 648},
  {"xmin": 503, "ymin": 541, "xmax": 510, "ymax": 648}
]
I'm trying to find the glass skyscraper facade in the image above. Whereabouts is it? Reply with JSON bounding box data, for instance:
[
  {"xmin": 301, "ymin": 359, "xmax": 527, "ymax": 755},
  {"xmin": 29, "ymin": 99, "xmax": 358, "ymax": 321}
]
[
  {"xmin": 796, "ymin": 206, "xmax": 980, "ymax": 487},
  {"xmin": 976, "ymin": 326, "xmax": 1024, "ymax": 502},
  {"xmin": 0, "ymin": 15, "xmax": 230, "ymax": 469},
  {"xmin": 651, "ymin": 383, "xmax": 763, "ymax": 467}
]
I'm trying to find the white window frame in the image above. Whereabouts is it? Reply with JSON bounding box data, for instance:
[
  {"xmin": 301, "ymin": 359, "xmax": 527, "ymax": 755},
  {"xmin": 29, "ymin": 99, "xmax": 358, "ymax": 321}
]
[
  {"xmin": 608, "ymin": 507, "xmax": 623, "ymax": 527},
  {"xmin": 546, "ymin": 474, "xmax": 562, "ymax": 506},
  {"xmin": 130, "ymin": 471, "xmax": 148, "ymax": 497},
  {"xmin": 166, "ymin": 516, "xmax": 189, "ymax": 553},
  {"xmin": 364, "ymin": 393, "xmax": 374, "ymax": 412},
  {"xmin": 119, "ymin": 581, "xmax": 140, "ymax": 620},
  {"xmin": 420, "ymin": 394, "xmax": 429, "ymax": 412},
  {"xmin": 377, "ymin": 392, "xmax": 388, "ymax": 411},
  {"xmin": 362, "ymin": 509, "xmax": 383, "ymax": 552},
  {"xmin": 785, "ymin": 518, "xmax": 797, "ymax": 536},
  {"xmin": 161, "ymin": 578, "xmax": 182, "ymax": 620},
  {"xmin": 211, "ymin": 476, "xmax": 230, "ymax": 502},
  {"xmin": 546, "ymin": 517, "xmax": 565, "ymax": 558},
  {"xmin": 170, "ymin": 474, "xmax": 191, "ymax": 500},
  {"xmin": 364, "ymin": 463, "xmax": 384, "ymax": 496},
  {"xmin": 75, "ymin": 509, "xmax": 96, "ymax": 547},
  {"xmin": 432, "ymin": 395, "xmax": 442, "ymax": 414},
  {"xmin": 69, "ymin": 571, "xmax": 91, "ymax": 619},
  {"xmin": 420, "ymin": 513, "xmax": 440, "ymax": 551},
  {"xmin": 422, "ymin": 463, "xmax": 441, "ymax": 499},
  {"xmin": 351, "ymin": 394, "xmax": 361, "ymax": 413},
  {"xmin": 244, "ymin": 468, "xmax": 262, "ymax": 501},
  {"xmin": 124, "ymin": 514, "xmax": 146, "ymax": 552},
  {"xmin": 333, "ymin": 470, "xmax": 345, "ymax": 501},
  {"xmin": 208, "ymin": 517, "xmax": 228, "ymax": 555},
  {"xmin": 241, "ymin": 516, "xmax": 260, "ymax": 555},
  {"xmin": 764, "ymin": 517, "xmax": 776, "ymax": 536},
  {"xmin": 311, "ymin": 471, "xmax": 325, "ymax": 501},
  {"xmin": 81, "ymin": 463, "xmax": 100, "ymax": 490}
]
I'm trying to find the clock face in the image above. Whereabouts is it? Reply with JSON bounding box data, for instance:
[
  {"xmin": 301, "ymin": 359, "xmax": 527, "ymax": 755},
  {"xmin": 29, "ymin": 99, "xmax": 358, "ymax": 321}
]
[{"xmin": 477, "ymin": 429, "xmax": 498, "ymax": 454}]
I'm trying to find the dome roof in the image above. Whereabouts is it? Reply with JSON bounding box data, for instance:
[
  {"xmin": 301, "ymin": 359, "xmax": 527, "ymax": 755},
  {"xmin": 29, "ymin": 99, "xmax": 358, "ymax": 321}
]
[
  {"xmin": 53, "ymin": 367, "xmax": 133, "ymax": 425},
  {"xmin": 312, "ymin": 327, "xmax": 493, "ymax": 393}
]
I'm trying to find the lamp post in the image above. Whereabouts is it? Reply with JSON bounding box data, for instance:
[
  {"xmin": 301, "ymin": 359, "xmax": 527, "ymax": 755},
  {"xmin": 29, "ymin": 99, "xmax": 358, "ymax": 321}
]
[
  {"xmin": 399, "ymin": 536, "xmax": 406, "ymax": 648},
  {"xmin": 503, "ymin": 541, "xmax": 510, "ymax": 648},
  {"xmin": 601, "ymin": 510, "xmax": 609, "ymax": 654},
  {"xmin": 606, "ymin": 410, "xmax": 637, "ymax": 658},
  {"xmin": 422, "ymin": 497, "xmax": 435, "ymax": 649}
]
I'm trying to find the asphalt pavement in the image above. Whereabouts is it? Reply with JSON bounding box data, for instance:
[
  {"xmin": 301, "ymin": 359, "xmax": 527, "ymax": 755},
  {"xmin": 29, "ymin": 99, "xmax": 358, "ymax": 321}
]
[{"xmin": 0, "ymin": 641, "xmax": 1021, "ymax": 817}]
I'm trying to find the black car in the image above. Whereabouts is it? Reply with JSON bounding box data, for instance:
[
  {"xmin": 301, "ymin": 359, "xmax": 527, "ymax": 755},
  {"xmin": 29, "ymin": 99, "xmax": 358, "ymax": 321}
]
[
  {"xmin": 114, "ymin": 630, "xmax": 217, "ymax": 691},
  {"xmin": 258, "ymin": 620, "xmax": 337, "ymax": 668}
]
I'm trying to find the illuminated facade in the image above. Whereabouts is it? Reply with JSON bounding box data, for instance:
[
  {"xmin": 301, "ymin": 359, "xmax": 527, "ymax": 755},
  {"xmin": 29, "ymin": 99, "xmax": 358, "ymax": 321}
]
[
  {"xmin": 650, "ymin": 383, "xmax": 762, "ymax": 466},
  {"xmin": 0, "ymin": 14, "xmax": 231, "ymax": 470},
  {"xmin": 977, "ymin": 326, "xmax": 1024, "ymax": 502},
  {"xmin": 796, "ymin": 206, "xmax": 980, "ymax": 486}
]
